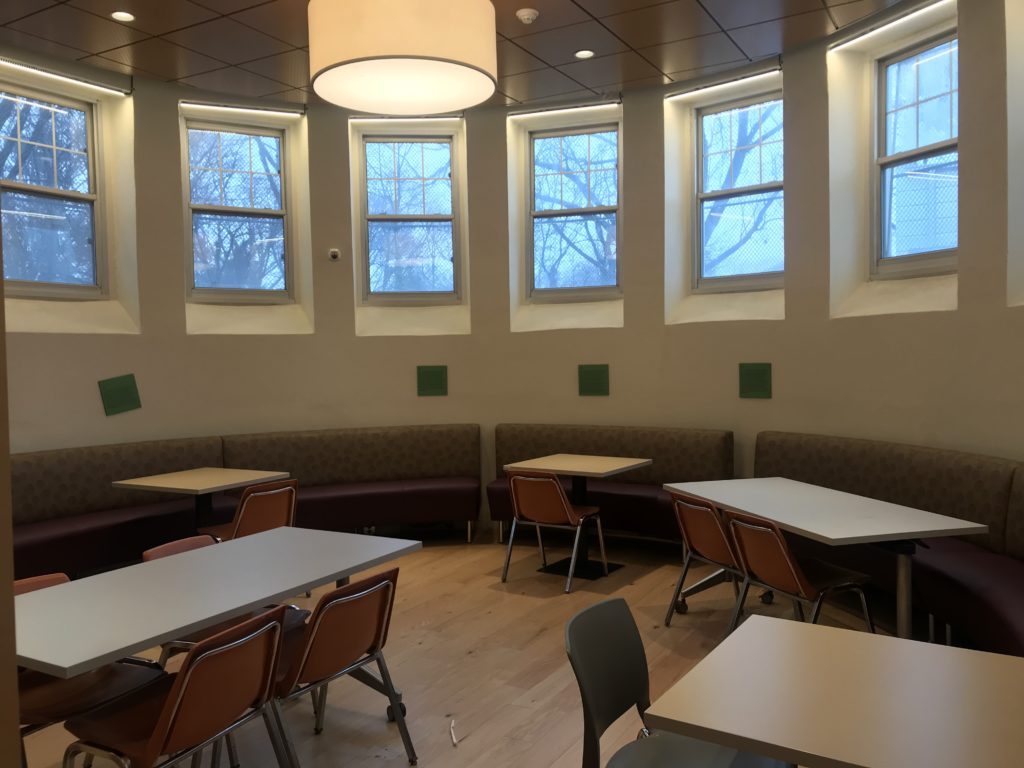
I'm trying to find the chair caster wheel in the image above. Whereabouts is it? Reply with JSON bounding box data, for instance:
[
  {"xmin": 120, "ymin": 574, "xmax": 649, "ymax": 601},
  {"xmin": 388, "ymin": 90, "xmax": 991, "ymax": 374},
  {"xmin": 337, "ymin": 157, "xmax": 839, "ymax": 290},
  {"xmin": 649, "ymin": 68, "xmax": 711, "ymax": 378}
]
[
  {"xmin": 760, "ymin": 591, "xmax": 774, "ymax": 605},
  {"xmin": 674, "ymin": 599, "xmax": 688, "ymax": 614},
  {"xmin": 387, "ymin": 702, "xmax": 406, "ymax": 722}
]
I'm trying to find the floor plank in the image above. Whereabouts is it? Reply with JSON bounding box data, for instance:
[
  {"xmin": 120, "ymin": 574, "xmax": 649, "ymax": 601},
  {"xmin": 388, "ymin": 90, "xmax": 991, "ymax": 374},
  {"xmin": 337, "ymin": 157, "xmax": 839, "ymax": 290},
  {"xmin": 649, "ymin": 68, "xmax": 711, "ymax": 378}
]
[{"xmin": 24, "ymin": 537, "xmax": 868, "ymax": 768}]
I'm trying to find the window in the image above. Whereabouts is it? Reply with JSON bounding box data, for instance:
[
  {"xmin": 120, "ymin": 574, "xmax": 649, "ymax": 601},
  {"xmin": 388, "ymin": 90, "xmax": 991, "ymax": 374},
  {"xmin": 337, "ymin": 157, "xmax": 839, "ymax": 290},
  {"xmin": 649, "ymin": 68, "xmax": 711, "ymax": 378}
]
[
  {"xmin": 363, "ymin": 138, "xmax": 457, "ymax": 296},
  {"xmin": 0, "ymin": 89, "xmax": 100, "ymax": 294},
  {"xmin": 529, "ymin": 127, "xmax": 619, "ymax": 296},
  {"xmin": 696, "ymin": 96, "xmax": 784, "ymax": 289},
  {"xmin": 877, "ymin": 36, "xmax": 958, "ymax": 274},
  {"xmin": 185, "ymin": 124, "xmax": 288, "ymax": 299}
]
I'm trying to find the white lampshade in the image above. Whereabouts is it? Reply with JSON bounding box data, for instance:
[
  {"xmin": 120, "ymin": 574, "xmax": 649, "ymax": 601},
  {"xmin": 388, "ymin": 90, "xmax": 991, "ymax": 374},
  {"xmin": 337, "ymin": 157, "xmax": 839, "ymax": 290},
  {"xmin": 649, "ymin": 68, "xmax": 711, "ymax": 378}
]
[{"xmin": 308, "ymin": 0, "xmax": 497, "ymax": 116}]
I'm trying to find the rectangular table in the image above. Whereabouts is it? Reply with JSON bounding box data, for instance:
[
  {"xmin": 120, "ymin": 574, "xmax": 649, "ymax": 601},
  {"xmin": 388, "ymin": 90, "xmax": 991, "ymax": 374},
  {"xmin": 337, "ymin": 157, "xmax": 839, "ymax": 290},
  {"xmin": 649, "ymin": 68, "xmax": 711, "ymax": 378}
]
[
  {"xmin": 16, "ymin": 527, "xmax": 421, "ymax": 678},
  {"xmin": 665, "ymin": 477, "xmax": 986, "ymax": 638},
  {"xmin": 647, "ymin": 615, "xmax": 1024, "ymax": 768},
  {"xmin": 113, "ymin": 467, "xmax": 290, "ymax": 523},
  {"xmin": 504, "ymin": 453, "xmax": 652, "ymax": 579}
]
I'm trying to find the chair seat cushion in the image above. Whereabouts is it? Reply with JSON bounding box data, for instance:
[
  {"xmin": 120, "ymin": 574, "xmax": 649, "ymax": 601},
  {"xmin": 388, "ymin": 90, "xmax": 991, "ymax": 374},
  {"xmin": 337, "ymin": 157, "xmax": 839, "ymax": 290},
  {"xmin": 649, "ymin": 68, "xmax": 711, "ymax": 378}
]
[
  {"xmin": 609, "ymin": 731, "xmax": 786, "ymax": 768},
  {"xmin": 296, "ymin": 477, "xmax": 480, "ymax": 531},
  {"xmin": 65, "ymin": 674, "xmax": 176, "ymax": 766},
  {"xmin": 913, "ymin": 537, "xmax": 1024, "ymax": 656},
  {"xmin": 19, "ymin": 662, "xmax": 166, "ymax": 727}
]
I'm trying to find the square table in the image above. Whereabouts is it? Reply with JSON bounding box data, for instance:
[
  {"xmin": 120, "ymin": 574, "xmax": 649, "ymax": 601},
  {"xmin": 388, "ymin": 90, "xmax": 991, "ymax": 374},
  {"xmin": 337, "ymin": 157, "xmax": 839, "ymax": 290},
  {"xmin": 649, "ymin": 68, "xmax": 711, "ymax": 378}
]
[
  {"xmin": 646, "ymin": 615, "xmax": 1024, "ymax": 768},
  {"xmin": 504, "ymin": 453, "xmax": 652, "ymax": 579},
  {"xmin": 113, "ymin": 467, "xmax": 290, "ymax": 524},
  {"xmin": 664, "ymin": 477, "xmax": 987, "ymax": 638},
  {"xmin": 16, "ymin": 527, "xmax": 420, "ymax": 678}
]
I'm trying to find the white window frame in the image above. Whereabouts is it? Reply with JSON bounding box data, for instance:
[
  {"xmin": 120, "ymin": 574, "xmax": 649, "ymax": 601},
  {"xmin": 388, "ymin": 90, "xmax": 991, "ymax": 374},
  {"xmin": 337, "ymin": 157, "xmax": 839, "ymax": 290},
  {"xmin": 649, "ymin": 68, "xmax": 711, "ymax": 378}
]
[
  {"xmin": 522, "ymin": 117, "xmax": 622, "ymax": 303},
  {"xmin": 179, "ymin": 111, "xmax": 295, "ymax": 305},
  {"xmin": 873, "ymin": 32, "xmax": 959, "ymax": 280},
  {"xmin": 693, "ymin": 91, "xmax": 784, "ymax": 294},
  {"xmin": 351, "ymin": 121, "xmax": 465, "ymax": 306},
  {"xmin": 1, "ymin": 83, "xmax": 107, "ymax": 300}
]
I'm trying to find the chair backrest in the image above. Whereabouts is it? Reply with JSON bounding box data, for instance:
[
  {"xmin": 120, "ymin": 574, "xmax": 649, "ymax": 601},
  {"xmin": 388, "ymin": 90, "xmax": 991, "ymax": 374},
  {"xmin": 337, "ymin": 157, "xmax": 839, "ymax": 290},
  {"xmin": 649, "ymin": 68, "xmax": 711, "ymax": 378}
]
[
  {"xmin": 231, "ymin": 479, "xmax": 298, "ymax": 539},
  {"xmin": 726, "ymin": 510, "xmax": 813, "ymax": 599},
  {"xmin": 278, "ymin": 569, "xmax": 398, "ymax": 696},
  {"xmin": 143, "ymin": 535, "xmax": 218, "ymax": 562},
  {"xmin": 669, "ymin": 491, "xmax": 739, "ymax": 569},
  {"xmin": 147, "ymin": 606, "xmax": 285, "ymax": 764},
  {"xmin": 565, "ymin": 598, "xmax": 651, "ymax": 768},
  {"xmin": 507, "ymin": 471, "xmax": 576, "ymax": 526},
  {"xmin": 13, "ymin": 572, "xmax": 69, "ymax": 596}
]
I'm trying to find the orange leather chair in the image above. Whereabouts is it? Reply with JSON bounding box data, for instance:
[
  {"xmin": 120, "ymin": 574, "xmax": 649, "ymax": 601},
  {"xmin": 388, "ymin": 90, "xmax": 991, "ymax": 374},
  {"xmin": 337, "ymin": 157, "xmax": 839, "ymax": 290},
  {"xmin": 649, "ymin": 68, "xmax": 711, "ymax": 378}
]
[
  {"xmin": 62, "ymin": 606, "xmax": 288, "ymax": 768},
  {"xmin": 199, "ymin": 479, "xmax": 297, "ymax": 541},
  {"xmin": 664, "ymin": 491, "xmax": 746, "ymax": 626},
  {"xmin": 16, "ymin": 574, "xmax": 166, "ymax": 768},
  {"xmin": 141, "ymin": 534, "xmax": 217, "ymax": 562},
  {"xmin": 272, "ymin": 568, "xmax": 417, "ymax": 766},
  {"xmin": 502, "ymin": 471, "xmax": 607, "ymax": 594},
  {"xmin": 726, "ymin": 510, "xmax": 875, "ymax": 634}
]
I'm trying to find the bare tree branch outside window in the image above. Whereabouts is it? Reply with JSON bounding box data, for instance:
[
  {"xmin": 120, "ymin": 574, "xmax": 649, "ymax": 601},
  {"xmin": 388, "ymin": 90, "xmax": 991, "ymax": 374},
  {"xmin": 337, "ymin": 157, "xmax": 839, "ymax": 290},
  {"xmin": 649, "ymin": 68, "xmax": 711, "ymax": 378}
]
[
  {"xmin": 187, "ymin": 126, "xmax": 286, "ymax": 292},
  {"xmin": 0, "ymin": 91, "xmax": 97, "ymax": 286},
  {"xmin": 530, "ymin": 128, "xmax": 618, "ymax": 292},
  {"xmin": 697, "ymin": 97, "xmax": 784, "ymax": 282}
]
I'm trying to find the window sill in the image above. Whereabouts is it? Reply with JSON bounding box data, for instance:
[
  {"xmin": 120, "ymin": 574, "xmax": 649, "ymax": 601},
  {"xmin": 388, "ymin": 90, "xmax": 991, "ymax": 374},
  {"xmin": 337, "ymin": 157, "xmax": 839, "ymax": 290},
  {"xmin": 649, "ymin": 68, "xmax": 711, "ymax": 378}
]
[
  {"xmin": 5, "ymin": 297, "xmax": 139, "ymax": 334},
  {"xmin": 832, "ymin": 273, "xmax": 957, "ymax": 319},
  {"xmin": 185, "ymin": 302, "xmax": 313, "ymax": 335},
  {"xmin": 511, "ymin": 297, "xmax": 623, "ymax": 333},
  {"xmin": 355, "ymin": 303, "xmax": 470, "ymax": 337},
  {"xmin": 666, "ymin": 289, "xmax": 784, "ymax": 325}
]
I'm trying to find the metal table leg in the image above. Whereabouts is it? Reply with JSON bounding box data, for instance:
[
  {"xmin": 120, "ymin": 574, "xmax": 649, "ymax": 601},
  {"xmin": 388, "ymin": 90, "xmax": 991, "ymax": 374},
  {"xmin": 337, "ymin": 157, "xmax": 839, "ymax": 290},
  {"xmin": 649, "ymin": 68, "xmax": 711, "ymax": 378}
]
[{"xmin": 896, "ymin": 551, "xmax": 912, "ymax": 639}]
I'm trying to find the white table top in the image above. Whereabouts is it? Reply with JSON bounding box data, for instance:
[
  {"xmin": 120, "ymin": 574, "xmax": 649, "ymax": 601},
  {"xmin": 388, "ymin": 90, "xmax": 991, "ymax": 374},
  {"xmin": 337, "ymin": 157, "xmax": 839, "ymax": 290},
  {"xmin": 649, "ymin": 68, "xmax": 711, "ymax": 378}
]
[
  {"xmin": 112, "ymin": 467, "xmax": 290, "ymax": 495},
  {"xmin": 646, "ymin": 615, "xmax": 1024, "ymax": 768},
  {"xmin": 15, "ymin": 527, "xmax": 420, "ymax": 678},
  {"xmin": 664, "ymin": 477, "xmax": 987, "ymax": 545},
  {"xmin": 504, "ymin": 453, "xmax": 652, "ymax": 478}
]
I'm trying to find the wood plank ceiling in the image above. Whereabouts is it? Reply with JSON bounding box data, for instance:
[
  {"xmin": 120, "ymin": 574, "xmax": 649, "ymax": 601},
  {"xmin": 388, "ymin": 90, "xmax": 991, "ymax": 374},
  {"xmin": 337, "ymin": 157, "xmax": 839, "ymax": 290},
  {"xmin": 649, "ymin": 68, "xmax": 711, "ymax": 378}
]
[{"xmin": 0, "ymin": 0, "xmax": 902, "ymax": 105}]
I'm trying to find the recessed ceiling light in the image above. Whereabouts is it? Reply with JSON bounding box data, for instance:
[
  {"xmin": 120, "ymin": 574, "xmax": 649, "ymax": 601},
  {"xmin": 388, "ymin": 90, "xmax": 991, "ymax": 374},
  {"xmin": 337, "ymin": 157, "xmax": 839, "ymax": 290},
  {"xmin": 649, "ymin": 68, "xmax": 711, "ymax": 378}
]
[
  {"xmin": 574, "ymin": 49, "xmax": 595, "ymax": 59},
  {"xmin": 111, "ymin": 11, "xmax": 135, "ymax": 22}
]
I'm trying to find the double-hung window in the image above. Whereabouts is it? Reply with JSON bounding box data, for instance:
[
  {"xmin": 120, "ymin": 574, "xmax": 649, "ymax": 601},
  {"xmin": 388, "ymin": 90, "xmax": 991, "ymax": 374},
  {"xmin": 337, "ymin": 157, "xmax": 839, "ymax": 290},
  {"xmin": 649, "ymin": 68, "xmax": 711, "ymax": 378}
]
[
  {"xmin": 877, "ymin": 36, "xmax": 958, "ymax": 275},
  {"xmin": 185, "ymin": 123, "xmax": 288, "ymax": 300},
  {"xmin": 529, "ymin": 126, "xmax": 619, "ymax": 297},
  {"xmin": 0, "ymin": 88, "xmax": 101, "ymax": 295},
  {"xmin": 362, "ymin": 137, "xmax": 458, "ymax": 298},
  {"xmin": 695, "ymin": 95, "xmax": 784, "ymax": 290}
]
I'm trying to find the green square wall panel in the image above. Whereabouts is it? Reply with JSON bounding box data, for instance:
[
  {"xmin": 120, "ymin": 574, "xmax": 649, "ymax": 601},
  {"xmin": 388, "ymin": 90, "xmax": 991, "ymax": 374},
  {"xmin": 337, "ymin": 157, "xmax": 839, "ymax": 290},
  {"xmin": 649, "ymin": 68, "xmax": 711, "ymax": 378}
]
[
  {"xmin": 739, "ymin": 363, "xmax": 772, "ymax": 399},
  {"xmin": 98, "ymin": 374, "xmax": 141, "ymax": 416},
  {"xmin": 578, "ymin": 364, "xmax": 610, "ymax": 397},
  {"xmin": 417, "ymin": 365, "xmax": 448, "ymax": 396}
]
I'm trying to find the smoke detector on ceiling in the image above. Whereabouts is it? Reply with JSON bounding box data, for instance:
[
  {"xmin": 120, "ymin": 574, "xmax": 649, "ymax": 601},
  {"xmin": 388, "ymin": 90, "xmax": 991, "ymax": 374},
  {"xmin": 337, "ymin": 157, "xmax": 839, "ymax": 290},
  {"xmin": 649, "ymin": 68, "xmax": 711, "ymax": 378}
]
[{"xmin": 515, "ymin": 8, "xmax": 540, "ymax": 25}]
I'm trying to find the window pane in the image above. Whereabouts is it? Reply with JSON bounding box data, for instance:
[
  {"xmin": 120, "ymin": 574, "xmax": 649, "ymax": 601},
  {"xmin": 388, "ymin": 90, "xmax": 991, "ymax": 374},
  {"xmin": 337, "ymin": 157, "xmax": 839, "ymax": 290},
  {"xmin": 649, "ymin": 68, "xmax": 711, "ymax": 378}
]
[
  {"xmin": 20, "ymin": 143, "xmax": 55, "ymax": 188},
  {"xmin": 365, "ymin": 139, "xmax": 452, "ymax": 217},
  {"xmin": 533, "ymin": 212, "xmax": 617, "ymax": 290},
  {"xmin": 884, "ymin": 40, "xmax": 958, "ymax": 156},
  {"xmin": 188, "ymin": 128, "xmax": 282, "ymax": 212},
  {"xmin": 701, "ymin": 190, "xmax": 784, "ymax": 278},
  {"xmin": 0, "ymin": 92, "xmax": 91, "ymax": 195},
  {"xmin": 1, "ymin": 190, "xmax": 95, "ymax": 285},
  {"xmin": 54, "ymin": 108, "xmax": 87, "ymax": 152},
  {"xmin": 368, "ymin": 220, "xmax": 454, "ymax": 293},
  {"xmin": 532, "ymin": 128, "xmax": 619, "ymax": 212},
  {"xmin": 19, "ymin": 102, "xmax": 53, "ymax": 144},
  {"xmin": 702, "ymin": 99, "xmax": 783, "ymax": 193},
  {"xmin": 0, "ymin": 96, "xmax": 16, "ymax": 138},
  {"xmin": 192, "ymin": 212, "xmax": 285, "ymax": 290},
  {"xmin": 881, "ymin": 151, "xmax": 958, "ymax": 259},
  {"xmin": 56, "ymin": 150, "xmax": 89, "ymax": 193}
]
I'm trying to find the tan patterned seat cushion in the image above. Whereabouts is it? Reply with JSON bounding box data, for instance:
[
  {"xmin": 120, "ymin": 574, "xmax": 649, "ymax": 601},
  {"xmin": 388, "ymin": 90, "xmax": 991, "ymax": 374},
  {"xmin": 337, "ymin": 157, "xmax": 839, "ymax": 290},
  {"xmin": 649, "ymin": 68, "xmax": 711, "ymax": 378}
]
[
  {"xmin": 1006, "ymin": 469, "xmax": 1024, "ymax": 560},
  {"xmin": 493, "ymin": 423, "xmax": 733, "ymax": 485},
  {"xmin": 754, "ymin": 431, "xmax": 1016, "ymax": 554},
  {"xmin": 222, "ymin": 424, "xmax": 480, "ymax": 486},
  {"xmin": 11, "ymin": 437, "xmax": 224, "ymax": 526}
]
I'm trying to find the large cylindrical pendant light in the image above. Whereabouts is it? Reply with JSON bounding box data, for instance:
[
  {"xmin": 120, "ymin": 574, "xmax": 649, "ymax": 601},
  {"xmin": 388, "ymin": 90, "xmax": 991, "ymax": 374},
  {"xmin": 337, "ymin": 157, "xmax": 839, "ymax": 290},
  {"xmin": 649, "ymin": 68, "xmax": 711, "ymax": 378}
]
[{"xmin": 308, "ymin": 0, "xmax": 497, "ymax": 116}]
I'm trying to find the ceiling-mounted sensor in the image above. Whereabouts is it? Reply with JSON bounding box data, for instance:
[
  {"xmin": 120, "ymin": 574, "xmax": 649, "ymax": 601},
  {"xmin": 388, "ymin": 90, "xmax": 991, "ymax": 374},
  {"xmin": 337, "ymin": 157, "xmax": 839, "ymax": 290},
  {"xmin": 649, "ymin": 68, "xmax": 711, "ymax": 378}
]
[{"xmin": 516, "ymin": 8, "xmax": 539, "ymax": 24}]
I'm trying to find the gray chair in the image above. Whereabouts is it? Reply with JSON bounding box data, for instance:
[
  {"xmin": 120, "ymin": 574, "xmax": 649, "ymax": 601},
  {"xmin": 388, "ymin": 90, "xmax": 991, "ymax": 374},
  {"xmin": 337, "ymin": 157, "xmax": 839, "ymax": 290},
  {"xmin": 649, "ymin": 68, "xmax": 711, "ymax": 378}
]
[{"xmin": 565, "ymin": 598, "xmax": 789, "ymax": 768}]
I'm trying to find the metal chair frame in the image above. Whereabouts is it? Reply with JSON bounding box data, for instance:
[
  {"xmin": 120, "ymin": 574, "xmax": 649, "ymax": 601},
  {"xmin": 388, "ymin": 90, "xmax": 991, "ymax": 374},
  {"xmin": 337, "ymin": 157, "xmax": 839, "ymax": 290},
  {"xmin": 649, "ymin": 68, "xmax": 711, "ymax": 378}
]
[
  {"xmin": 501, "ymin": 473, "xmax": 608, "ymax": 594},
  {"xmin": 727, "ymin": 518, "xmax": 875, "ymax": 635}
]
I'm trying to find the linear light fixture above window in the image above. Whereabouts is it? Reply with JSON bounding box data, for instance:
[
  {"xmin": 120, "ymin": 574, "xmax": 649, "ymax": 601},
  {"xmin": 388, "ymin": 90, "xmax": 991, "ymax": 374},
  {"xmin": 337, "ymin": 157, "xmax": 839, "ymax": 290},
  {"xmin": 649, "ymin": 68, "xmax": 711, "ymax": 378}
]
[
  {"xmin": 0, "ymin": 57, "xmax": 129, "ymax": 97},
  {"xmin": 830, "ymin": 0, "xmax": 956, "ymax": 53}
]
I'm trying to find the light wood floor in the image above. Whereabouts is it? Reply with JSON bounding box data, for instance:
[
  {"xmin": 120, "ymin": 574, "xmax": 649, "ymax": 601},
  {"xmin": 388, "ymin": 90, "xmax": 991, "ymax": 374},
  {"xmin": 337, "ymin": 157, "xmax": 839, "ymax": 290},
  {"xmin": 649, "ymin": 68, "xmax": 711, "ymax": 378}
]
[{"xmin": 25, "ymin": 535, "xmax": 864, "ymax": 768}]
